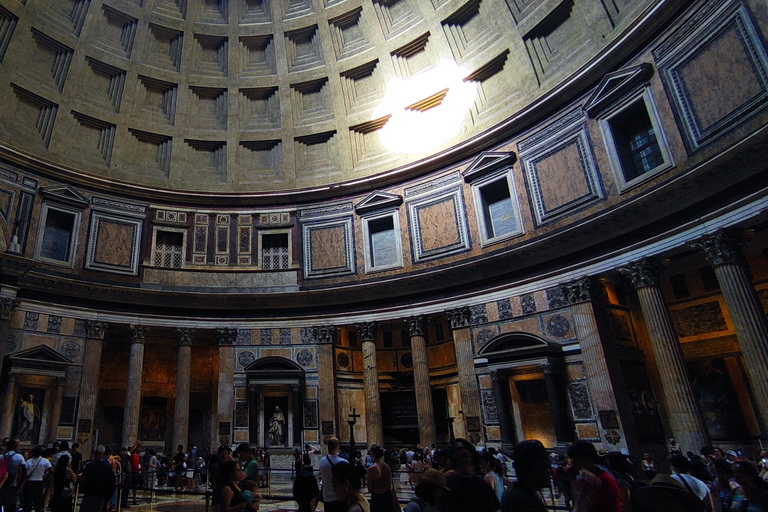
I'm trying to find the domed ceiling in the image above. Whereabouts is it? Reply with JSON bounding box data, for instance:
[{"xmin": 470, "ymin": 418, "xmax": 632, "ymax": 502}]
[{"xmin": 0, "ymin": 0, "xmax": 653, "ymax": 196}]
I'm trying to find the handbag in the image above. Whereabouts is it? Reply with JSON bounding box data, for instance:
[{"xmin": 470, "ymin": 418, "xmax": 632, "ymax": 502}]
[{"xmin": 61, "ymin": 481, "xmax": 74, "ymax": 498}]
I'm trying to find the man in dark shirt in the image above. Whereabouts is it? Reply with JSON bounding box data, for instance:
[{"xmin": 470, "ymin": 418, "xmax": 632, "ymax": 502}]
[
  {"xmin": 501, "ymin": 440, "xmax": 550, "ymax": 512},
  {"xmin": 79, "ymin": 445, "xmax": 116, "ymax": 512},
  {"xmin": 70, "ymin": 442, "xmax": 83, "ymax": 474},
  {"xmin": 446, "ymin": 443, "xmax": 499, "ymax": 512}
]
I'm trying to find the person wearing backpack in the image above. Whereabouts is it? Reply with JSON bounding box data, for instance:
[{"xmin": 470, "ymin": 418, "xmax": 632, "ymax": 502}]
[
  {"xmin": 320, "ymin": 437, "xmax": 350, "ymax": 512},
  {"xmin": 22, "ymin": 445, "xmax": 52, "ymax": 512},
  {"xmin": 0, "ymin": 438, "xmax": 26, "ymax": 512}
]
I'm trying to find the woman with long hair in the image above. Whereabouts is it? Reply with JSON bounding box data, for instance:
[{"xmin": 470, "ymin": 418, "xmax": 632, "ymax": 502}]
[
  {"xmin": 217, "ymin": 459, "xmax": 260, "ymax": 512},
  {"xmin": 332, "ymin": 462, "xmax": 370, "ymax": 512},
  {"xmin": 367, "ymin": 445, "xmax": 399, "ymax": 512},
  {"xmin": 293, "ymin": 472, "xmax": 320, "ymax": 512},
  {"xmin": 50, "ymin": 454, "xmax": 77, "ymax": 512},
  {"xmin": 481, "ymin": 451, "xmax": 508, "ymax": 504}
]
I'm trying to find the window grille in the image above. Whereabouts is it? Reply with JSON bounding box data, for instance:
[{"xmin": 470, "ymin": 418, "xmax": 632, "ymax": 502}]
[
  {"xmin": 154, "ymin": 230, "xmax": 184, "ymax": 268},
  {"xmin": 262, "ymin": 233, "xmax": 289, "ymax": 270}
]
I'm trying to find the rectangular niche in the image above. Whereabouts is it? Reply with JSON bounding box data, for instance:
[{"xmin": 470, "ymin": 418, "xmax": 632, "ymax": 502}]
[
  {"xmin": 42, "ymin": 0, "xmax": 90, "ymax": 37},
  {"xmin": 239, "ymin": 35, "xmax": 277, "ymax": 76},
  {"xmin": 0, "ymin": 5, "xmax": 18, "ymax": 62},
  {"xmin": 390, "ymin": 32, "xmax": 434, "ymax": 78},
  {"xmin": 9, "ymin": 84, "xmax": 58, "ymax": 149},
  {"xmin": 184, "ymin": 139, "xmax": 227, "ymax": 181},
  {"xmin": 152, "ymin": 0, "xmax": 187, "ymax": 20},
  {"xmin": 406, "ymin": 186, "xmax": 470, "ymax": 262},
  {"xmin": 30, "ymin": 28, "xmax": 74, "ymax": 93},
  {"xmin": 465, "ymin": 49, "xmax": 511, "ymax": 122},
  {"xmin": 294, "ymin": 131, "xmax": 339, "ymax": 180},
  {"xmin": 96, "ymin": 5, "xmax": 138, "ymax": 59},
  {"xmin": 518, "ymin": 109, "xmax": 603, "ymax": 226},
  {"xmin": 137, "ymin": 75, "xmax": 178, "ymax": 125},
  {"xmin": 239, "ymin": 87, "xmax": 280, "ymax": 130},
  {"xmin": 239, "ymin": 0, "xmax": 271, "ymax": 24},
  {"xmin": 189, "ymin": 86, "xmax": 228, "ymax": 130},
  {"xmin": 442, "ymin": 0, "xmax": 497, "ymax": 63},
  {"xmin": 70, "ymin": 111, "xmax": 116, "ymax": 167},
  {"xmin": 302, "ymin": 216, "xmax": 355, "ymax": 278},
  {"xmin": 372, "ymin": 0, "xmax": 422, "ymax": 41},
  {"xmin": 340, "ymin": 59, "xmax": 383, "ymax": 115},
  {"xmin": 128, "ymin": 128, "xmax": 172, "ymax": 177},
  {"xmin": 290, "ymin": 78, "xmax": 332, "ymax": 126},
  {"xmin": 238, "ymin": 140, "xmax": 282, "ymax": 183},
  {"xmin": 193, "ymin": 34, "xmax": 228, "ymax": 76},
  {"xmin": 349, "ymin": 116, "xmax": 396, "ymax": 169},
  {"xmin": 200, "ymin": 0, "xmax": 228, "ymax": 24},
  {"xmin": 147, "ymin": 23, "xmax": 183, "ymax": 71},
  {"xmin": 329, "ymin": 7, "xmax": 371, "ymax": 61},
  {"xmin": 84, "ymin": 57, "xmax": 126, "ymax": 113},
  {"xmin": 285, "ymin": 25, "xmax": 324, "ymax": 73},
  {"xmin": 282, "ymin": 0, "xmax": 313, "ymax": 21}
]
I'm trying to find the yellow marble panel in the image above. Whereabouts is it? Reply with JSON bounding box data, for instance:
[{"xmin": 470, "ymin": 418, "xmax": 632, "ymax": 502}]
[
  {"xmin": 304, "ymin": 430, "xmax": 319, "ymax": 443},
  {"xmin": 37, "ymin": 314, "xmax": 49, "ymax": 332},
  {"xmin": 310, "ymin": 225, "xmax": 347, "ymax": 270},
  {"xmin": 305, "ymin": 387, "xmax": 317, "ymax": 399},
  {"xmin": 94, "ymin": 219, "xmax": 135, "ymax": 267},
  {"xmin": 260, "ymin": 348, "xmax": 292, "ymax": 359},
  {"xmin": 57, "ymin": 427, "xmax": 74, "ymax": 440},
  {"xmin": 234, "ymin": 430, "xmax": 249, "ymax": 442},
  {"xmin": 485, "ymin": 301, "xmax": 500, "ymax": 323},
  {"xmin": 567, "ymin": 363, "xmax": 585, "ymax": 380},
  {"xmin": 478, "ymin": 374, "xmax": 492, "ymax": 389},
  {"xmin": 418, "ymin": 198, "xmax": 460, "ymax": 252},
  {"xmin": 533, "ymin": 291, "xmax": 549, "ymax": 312},
  {"xmin": 576, "ymin": 423, "xmax": 598, "ymax": 440},
  {"xmin": 510, "ymin": 296, "xmax": 523, "ymax": 317},
  {"xmin": 486, "ymin": 425, "xmax": 501, "ymax": 441},
  {"xmin": 235, "ymin": 388, "xmax": 248, "ymax": 400},
  {"xmin": 535, "ymin": 142, "xmax": 589, "ymax": 212},
  {"xmin": 22, "ymin": 334, "xmax": 57, "ymax": 351},
  {"xmin": 59, "ymin": 317, "xmax": 75, "ymax": 336},
  {"xmin": 500, "ymin": 317, "xmax": 543, "ymax": 336}
]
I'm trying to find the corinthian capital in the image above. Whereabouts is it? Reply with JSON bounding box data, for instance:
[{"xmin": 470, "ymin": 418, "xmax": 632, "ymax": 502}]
[
  {"xmin": 446, "ymin": 307, "xmax": 471, "ymax": 330},
  {"xmin": 313, "ymin": 325, "xmax": 337, "ymax": 344},
  {"xmin": 215, "ymin": 328, "xmax": 238, "ymax": 346},
  {"xmin": 129, "ymin": 324, "xmax": 150, "ymax": 344},
  {"xmin": 85, "ymin": 321, "xmax": 108, "ymax": 339},
  {"xmin": 617, "ymin": 258, "xmax": 661, "ymax": 290},
  {"xmin": 355, "ymin": 322, "xmax": 378, "ymax": 342},
  {"xmin": 0, "ymin": 297, "xmax": 20, "ymax": 321},
  {"xmin": 562, "ymin": 277, "xmax": 595, "ymax": 304},
  {"xmin": 177, "ymin": 328, "xmax": 196, "ymax": 346},
  {"xmin": 689, "ymin": 229, "xmax": 747, "ymax": 268},
  {"xmin": 404, "ymin": 316, "xmax": 426, "ymax": 337}
]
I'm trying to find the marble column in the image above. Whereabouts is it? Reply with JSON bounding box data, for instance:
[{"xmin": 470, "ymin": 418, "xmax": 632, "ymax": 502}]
[
  {"xmin": 216, "ymin": 328, "xmax": 237, "ymax": 447},
  {"xmin": 292, "ymin": 384, "xmax": 302, "ymax": 446},
  {"xmin": 1, "ymin": 373, "xmax": 17, "ymax": 437},
  {"xmin": 691, "ymin": 230, "xmax": 768, "ymax": 433},
  {"xmin": 446, "ymin": 307, "xmax": 481, "ymax": 441},
  {"xmin": 0, "ymin": 296, "xmax": 20, "ymax": 360},
  {"xmin": 618, "ymin": 259, "xmax": 709, "ymax": 453},
  {"xmin": 542, "ymin": 362, "xmax": 573, "ymax": 444},
  {"xmin": 173, "ymin": 328, "xmax": 195, "ymax": 449},
  {"xmin": 490, "ymin": 371, "xmax": 515, "ymax": 449},
  {"xmin": 356, "ymin": 321, "xmax": 383, "ymax": 447},
  {"xmin": 47, "ymin": 377, "xmax": 65, "ymax": 443},
  {"xmin": 122, "ymin": 325, "xmax": 149, "ymax": 448},
  {"xmin": 315, "ymin": 326, "xmax": 337, "ymax": 448},
  {"xmin": 405, "ymin": 315, "xmax": 436, "ymax": 447},
  {"xmin": 78, "ymin": 321, "xmax": 107, "ymax": 458}
]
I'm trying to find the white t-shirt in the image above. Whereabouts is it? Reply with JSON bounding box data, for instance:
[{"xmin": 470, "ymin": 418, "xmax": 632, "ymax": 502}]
[
  {"xmin": 672, "ymin": 473, "xmax": 710, "ymax": 500},
  {"xmin": 319, "ymin": 454, "xmax": 348, "ymax": 503},
  {"xmin": 25, "ymin": 456, "xmax": 52, "ymax": 481}
]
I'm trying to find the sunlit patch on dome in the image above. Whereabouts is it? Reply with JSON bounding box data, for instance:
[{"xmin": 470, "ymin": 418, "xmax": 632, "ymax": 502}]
[{"xmin": 372, "ymin": 59, "xmax": 478, "ymax": 154}]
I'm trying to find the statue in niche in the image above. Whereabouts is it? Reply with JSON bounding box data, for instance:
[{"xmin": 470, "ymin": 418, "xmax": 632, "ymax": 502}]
[
  {"xmin": 268, "ymin": 406, "xmax": 285, "ymax": 446},
  {"xmin": 15, "ymin": 394, "xmax": 41, "ymax": 442}
]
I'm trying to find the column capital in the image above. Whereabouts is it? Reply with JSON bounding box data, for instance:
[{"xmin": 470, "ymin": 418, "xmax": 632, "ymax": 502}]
[
  {"xmin": 0, "ymin": 297, "xmax": 20, "ymax": 321},
  {"xmin": 85, "ymin": 321, "xmax": 108, "ymax": 340},
  {"xmin": 690, "ymin": 229, "xmax": 748, "ymax": 268},
  {"xmin": 405, "ymin": 316, "xmax": 427, "ymax": 337},
  {"xmin": 313, "ymin": 325, "xmax": 338, "ymax": 344},
  {"xmin": 129, "ymin": 324, "xmax": 150, "ymax": 344},
  {"xmin": 355, "ymin": 322, "xmax": 378, "ymax": 342},
  {"xmin": 617, "ymin": 258, "xmax": 662, "ymax": 289},
  {"xmin": 177, "ymin": 328, "xmax": 196, "ymax": 346},
  {"xmin": 215, "ymin": 327, "xmax": 238, "ymax": 346},
  {"xmin": 562, "ymin": 277, "xmax": 597, "ymax": 304},
  {"xmin": 446, "ymin": 307, "xmax": 471, "ymax": 330}
]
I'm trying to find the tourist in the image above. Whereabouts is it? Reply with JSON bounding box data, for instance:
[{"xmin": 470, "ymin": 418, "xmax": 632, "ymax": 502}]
[
  {"xmin": 217, "ymin": 460, "xmax": 260, "ymax": 512},
  {"xmin": 304, "ymin": 444, "xmax": 319, "ymax": 473},
  {"xmin": 22, "ymin": 444, "xmax": 52, "ymax": 512},
  {"xmin": 481, "ymin": 451, "xmax": 508, "ymax": 504},
  {"xmin": 641, "ymin": 453, "xmax": 656, "ymax": 481},
  {"xmin": 366, "ymin": 444, "xmax": 399, "ymax": 512},
  {"xmin": 187, "ymin": 444, "xmax": 198, "ymax": 492},
  {"xmin": 293, "ymin": 472, "xmax": 320, "ymax": 512},
  {"xmin": 173, "ymin": 444, "xmax": 186, "ymax": 491},
  {"xmin": 42, "ymin": 447, "xmax": 57, "ymax": 509},
  {"xmin": 445, "ymin": 439, "xmax": 499, "ymax": 512},
  {"xmin": 50, "ymin": 455, "xmax": 77, "ymax": 512},
  {"xmin": 404, "ymin": 468, "xmax": 450, "ymax": 512},
  {"xmin": 143, "ymin": 448, "xmax": 158, "ymax": 492},
  {"xmin": 332, "ymin": 461, "xmax": 370, "ymax": 512},
  {"xmin": 669, "ymin": 454, "xmax": 712, "ymax": 508},
  {"xmin": 321, "ymin": 437, "xmax": 350, "ymax": 512},
  {"xmin": 294, "ymin": 448, "xmax": 303, "ymax": 477},
  {"xmin": 632, "ymin": 474, "xmax": 705, "ymax": 512},
  {"xmin": 733, "ymin": 461, "xmax": 768, "ymax": 511},
  {"xmin": 70, "ymin": 443, "xmax": 82, "ymax": 474},
  {"xmin": 604, "ymin": 451, "xmax": 641, "ymax": 512},
  {"xmin": 501, "ymin": 440, "xmax": 550, "ymax": 512},
  {"xmin": 78, "ymin": 445, "xmax": 116, "ymax": 512},
  {"xmin": 236, "ymin": 443, "xmax": 259, "ymax": 484},
  {"xmin": 0, "ymin": 438, "xmax": 26, "ymax": 512},
  {"xmin": 567, "ymin": 440, "xmax": 621, "ymax": 512}
]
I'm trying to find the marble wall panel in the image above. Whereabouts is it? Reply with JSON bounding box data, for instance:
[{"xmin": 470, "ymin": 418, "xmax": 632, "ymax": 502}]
[
  {"xmin": 407, "ymin": 187, "xmax": 470, "ymax": 262},
  {"xmin": 302, "ymin": 217, "xmax": 355, "ymax": 277},
  {"xmin": 85, "ymin": 212, "xmax": 142, "ymax": 275}
]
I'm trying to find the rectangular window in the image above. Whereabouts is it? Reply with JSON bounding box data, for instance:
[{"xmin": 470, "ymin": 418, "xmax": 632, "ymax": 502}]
[
  {"xmin": 362, "ymin": 211, "xmax": 403, "ymax": 273},
  {"xmin": 40, "ymin": 209, "xmax": 75, "ymax": 262},
  {"xmin": 262, "ymin": 233, "xmax": 289, "ymax": 270},
  {"xmin": 470, "ymin": 170, "xmax": 523, "ymax": 246},
  {"xmin": 154, "ymin": 230, "xmax": 184, "ymax": 268}
]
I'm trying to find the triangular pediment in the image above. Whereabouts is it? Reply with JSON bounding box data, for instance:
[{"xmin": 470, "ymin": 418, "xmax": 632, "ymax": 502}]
[
  {"xmin": 462, "ymin": 151, "xmax": 516, "ymax": 183},
  {"xmin": 9, "ymin": 344, "xmax": 73, "ymax": 368},
  {"xmin": 355, "ymin": 191, "xmax": 403, "ymax": 215},
  {"xmin": 40, "ymin": 185, "xmax": 89, "ymax": 208},
  {"xmin": 583, "ymin": 63, "xmax": 654, "ymax": 117}
]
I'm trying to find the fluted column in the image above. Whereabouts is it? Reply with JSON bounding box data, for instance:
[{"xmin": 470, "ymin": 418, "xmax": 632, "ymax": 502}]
[
  {"xmin": 216, "ymin": 328, "xmax": 237, "ymax": 447},
  {"xmin": 405, "ymin": 316, "xmax": 436, "ymax": 447},
  {"xmin": 0, "ymin": 296, "xmax": 20, "ymax": 361},
  {"xmin": 78, "ymin": 321, "xmax": 107, "ymax": 457},
  {"xmin": 122, "ymin": 324, "xmax": 149, "ymax": 448},
  {"xmin": 1, "ymin": 373, "xmax": 17, "ymax": 437},
  {"xmin": 174, "ymin": 328, "xmax": 195, "ymax": 449},
  {"xmin": 447, "ymin": 307, "xmax": 481, "ymax": 441},
  {"xmin": 315, "ymin": 326, "xmax": 337, "ymax": 447},
  {"xmin": 47, "ymin": 377, "xmax": 65, "ymax": 443},
  {"xmin": 618, "ymin": 259, "xmax": 709, "ymax": 453},
  {"xmin": 691, "ymin": 230, "xmax": 768, "ymax": 433},
  {"xmin": 357, "ymin": 321, "xmax": 383, "ymax": 447}
]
